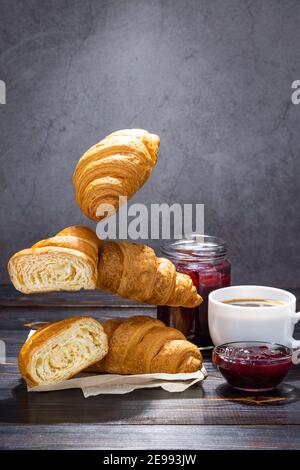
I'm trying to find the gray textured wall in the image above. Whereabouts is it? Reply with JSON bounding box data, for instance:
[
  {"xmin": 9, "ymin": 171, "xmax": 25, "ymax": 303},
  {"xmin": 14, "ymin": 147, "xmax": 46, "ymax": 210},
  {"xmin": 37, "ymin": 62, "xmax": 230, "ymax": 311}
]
[{"xmin": 0, "ymin": 0, "xmax": 299, "ymax": 286}]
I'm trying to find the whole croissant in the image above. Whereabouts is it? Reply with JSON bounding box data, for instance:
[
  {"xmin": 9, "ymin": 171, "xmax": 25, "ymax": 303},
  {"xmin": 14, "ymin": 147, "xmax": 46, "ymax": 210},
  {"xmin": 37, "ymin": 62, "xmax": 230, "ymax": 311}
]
[
  {"xmin": 88, "ymin": 315, "xmax": 202, "ymax": 375},
  {"xmin": 8, "ymin": 226, "xmax": 99, "ymax": 293},
  {"xmin": 73, "ymin": 128, "xmax": 160, "ymax": 221},
  {"xmin": 97, "ymin": 240, "xmax": 202, "ymax": 307}
]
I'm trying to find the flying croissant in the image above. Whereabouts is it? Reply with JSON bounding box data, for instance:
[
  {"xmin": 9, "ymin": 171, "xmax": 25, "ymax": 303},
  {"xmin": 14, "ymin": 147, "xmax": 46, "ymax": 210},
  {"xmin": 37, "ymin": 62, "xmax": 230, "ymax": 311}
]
[
  {"xmin": 8, "ymin": 227, "xmax": 202, "ymax": 308},
  {"xmin": 97, "ymin": 239, "xmax": 202, "ymax": 308},
  {"xmin": 73, "ymin": 129, "xmax": 160, "ymax": 220}
]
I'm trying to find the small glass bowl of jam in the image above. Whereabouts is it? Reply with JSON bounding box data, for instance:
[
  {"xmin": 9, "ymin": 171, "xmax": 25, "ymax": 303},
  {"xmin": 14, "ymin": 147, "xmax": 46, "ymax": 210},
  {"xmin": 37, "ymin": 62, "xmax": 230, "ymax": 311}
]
[{"xmin": 212, "ymin": 342, "xmax": 293, "ymax": 392}]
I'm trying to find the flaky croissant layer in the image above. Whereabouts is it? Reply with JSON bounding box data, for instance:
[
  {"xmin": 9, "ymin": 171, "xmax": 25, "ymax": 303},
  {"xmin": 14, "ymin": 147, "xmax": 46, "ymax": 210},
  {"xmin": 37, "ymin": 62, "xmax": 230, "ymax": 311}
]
[
  {"xmin": 8, "ymin": 226, "xmax": 99, "ymax": 293},
  {"xmin": 19, "ymin": 317, "xmax": 108, "ymax": 386},
  {"xmin": 73, "ymin": 129, "xmax": 160, "ymax": 221},
  {"xmin": 97, "ymin": 240, "xmax": 202, "ymax": 308}
]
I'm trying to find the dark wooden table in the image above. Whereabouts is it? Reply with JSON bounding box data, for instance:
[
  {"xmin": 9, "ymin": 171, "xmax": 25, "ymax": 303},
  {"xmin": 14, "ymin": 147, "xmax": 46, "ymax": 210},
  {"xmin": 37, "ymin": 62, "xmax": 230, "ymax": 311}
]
[{"xmin": 0, "ymin": 285, "xmax": 299, "ymax": 450}]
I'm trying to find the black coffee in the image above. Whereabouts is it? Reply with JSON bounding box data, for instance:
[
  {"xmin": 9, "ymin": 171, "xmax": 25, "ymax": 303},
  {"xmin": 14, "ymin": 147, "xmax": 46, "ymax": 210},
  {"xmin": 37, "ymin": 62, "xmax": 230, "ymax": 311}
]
[{"xmin": 223, "ymin": 298, "xmax": 285, "ymax": 308}]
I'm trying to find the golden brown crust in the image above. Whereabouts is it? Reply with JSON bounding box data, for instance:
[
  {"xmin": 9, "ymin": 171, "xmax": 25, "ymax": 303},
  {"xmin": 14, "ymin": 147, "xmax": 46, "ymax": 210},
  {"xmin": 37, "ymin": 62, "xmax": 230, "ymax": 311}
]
[
  {"xmin": 97, "ymin": 241, "xmax": 124, "ymax": 293},
  {"xmin": 146, "ymin": 258, "xmax": 177, "ymax": 305},
  {"xmin": 19, "ymin": 316, "xmax": 108, "ymax": 386},
  {"xmin": 86, "ymin": 318, "xmax": 124, "ymax": 373},
  {"xmin": 105, "ymin": 316, "xmax": 164, "ymax": 374},
  {"xmin": 151, "ymin": 340, "xmax": 201, "ymax": 374},
  {"xmin": 97, "ymin": 240, "xmax": 202, "ymax": 308},
  {"xmin": 8, "ymin": 226, "xmax": 99, "ymax": 293},
  {"xmin": 132, "ymin": 326, "xmax": 185, "ymax": 374},
  {"xmin": 73, "ymin": 129, "xmax": 160, "ymax": 221},
  {"xmin": 117, "ymin": 243, "xmax": 157, "ymax": 301},
  {"xmin": 56, "ymin": 226, "xmax": 99, "ymax": 245},
  {"xmin": 88, "ymin": 315, "xmax": 202, "ymax": 375},
  {"xmin": 106, "ymin": 129, "xmax": 159, "ymax": 164}
]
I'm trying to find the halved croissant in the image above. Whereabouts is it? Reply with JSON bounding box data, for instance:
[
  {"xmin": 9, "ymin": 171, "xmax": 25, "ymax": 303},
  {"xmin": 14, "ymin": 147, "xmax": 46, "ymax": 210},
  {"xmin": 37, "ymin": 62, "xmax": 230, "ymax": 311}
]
[
  {"xmin": 88, "ymin": 315, "xmax": 202, "ymax": 375},
  {"xmin": 73, "ymin": 129, "xmax": 160, "ymax": 221},
  {"xmin": 19, "ymin": 316, "xmax": 108, "ymax": 386},
  {"xmin": 97, "ymin": 240, "xmax": 202, "ymax": 307},
  {"xmin": 8, "ymin": 226, "xmax": 99, "ymax": 293}
]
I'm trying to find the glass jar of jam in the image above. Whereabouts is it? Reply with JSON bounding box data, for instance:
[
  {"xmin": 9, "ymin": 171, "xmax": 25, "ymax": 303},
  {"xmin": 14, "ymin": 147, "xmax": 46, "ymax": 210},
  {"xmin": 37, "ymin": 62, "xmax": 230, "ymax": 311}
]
[{"xmin": 157, "ymin": 235, "xmax": 231, "ymax": 347}]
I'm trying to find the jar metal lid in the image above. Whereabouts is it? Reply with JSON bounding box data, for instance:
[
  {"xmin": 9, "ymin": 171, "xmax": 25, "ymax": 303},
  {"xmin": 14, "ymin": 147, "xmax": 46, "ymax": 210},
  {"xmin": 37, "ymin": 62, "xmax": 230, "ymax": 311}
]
[{"xmin": 160, "ymin": 234, "xmax": 228, "ymax": 262}]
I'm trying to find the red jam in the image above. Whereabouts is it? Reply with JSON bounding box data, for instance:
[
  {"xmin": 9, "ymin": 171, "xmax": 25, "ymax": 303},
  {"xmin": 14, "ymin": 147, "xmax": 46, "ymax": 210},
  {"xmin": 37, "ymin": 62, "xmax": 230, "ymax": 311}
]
[
  {"xmin": 157, "ymin": 236, "xmax": 230, "ymax": 346},
  {"xmin": 213, "ymin": 342, "xmax": 293, "ymax": 392}
]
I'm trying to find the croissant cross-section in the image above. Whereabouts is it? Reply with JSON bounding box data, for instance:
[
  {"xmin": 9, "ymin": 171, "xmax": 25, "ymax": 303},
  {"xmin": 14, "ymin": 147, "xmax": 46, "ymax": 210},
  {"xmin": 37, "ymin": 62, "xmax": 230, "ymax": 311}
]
[
  {"xmin": 19, "ymin": 317, "xmax": 108, "ymax": 386},
  {"xmin": 8, "ymin": 226, "xmax": 99, "ymax": 293}
]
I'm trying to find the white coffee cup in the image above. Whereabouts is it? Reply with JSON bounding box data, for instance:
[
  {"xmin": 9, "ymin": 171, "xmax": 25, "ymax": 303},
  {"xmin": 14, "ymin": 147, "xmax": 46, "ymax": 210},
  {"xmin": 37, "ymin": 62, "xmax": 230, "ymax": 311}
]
[{"xmin": 208, "ymin": 285, "xmax": 300, "ymax": 348}]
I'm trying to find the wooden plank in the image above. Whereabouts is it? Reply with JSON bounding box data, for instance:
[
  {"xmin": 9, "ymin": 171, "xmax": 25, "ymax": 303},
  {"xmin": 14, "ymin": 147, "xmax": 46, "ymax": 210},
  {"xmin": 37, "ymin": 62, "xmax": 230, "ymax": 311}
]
[
  {"xmin": 0, "ymin": 306, "xmax": 156, "ymax": 330},
  {"xmin": 0, "ymin": 365, "xmax": 299, "ymax": 426},
  {"xmin": 0, "ymin": 285, "xmax": 152, "ymax": 308},
  {"xmin": 0, "ymin": 361, "xmax": 298, "ymax": 426},
  {"xmin": 1, "ymin": 285, "xmax": 299, "ymax": 308},
  {"xmin": 0, "ymin": 424, "xmax": 299, "ymax": 450}
]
